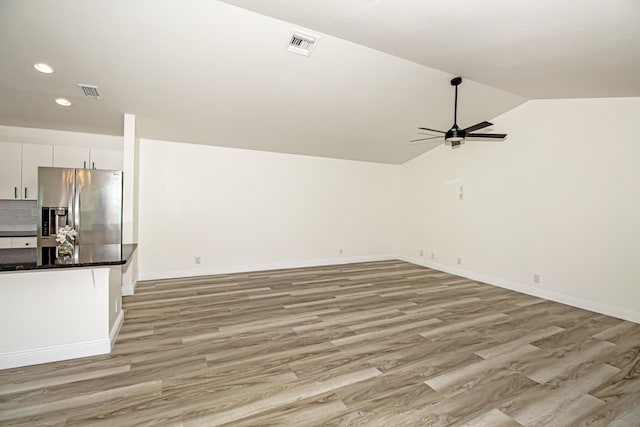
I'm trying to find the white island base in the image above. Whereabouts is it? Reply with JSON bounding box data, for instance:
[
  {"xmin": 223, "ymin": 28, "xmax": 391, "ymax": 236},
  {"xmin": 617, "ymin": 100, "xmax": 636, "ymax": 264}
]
[{"xmin": 0, "ymin": 265, "xmax": 123, "ymax": 370}]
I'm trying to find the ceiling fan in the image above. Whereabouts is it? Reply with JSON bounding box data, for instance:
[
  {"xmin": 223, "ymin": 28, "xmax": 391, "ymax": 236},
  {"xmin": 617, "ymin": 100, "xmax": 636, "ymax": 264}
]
[{"xmin": 411, "ymin": 77, "xmax": 507, "ymax": 148}]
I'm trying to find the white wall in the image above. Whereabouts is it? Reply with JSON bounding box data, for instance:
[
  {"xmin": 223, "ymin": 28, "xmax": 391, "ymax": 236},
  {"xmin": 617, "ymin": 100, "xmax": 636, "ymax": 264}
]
[
  {"xmin": 399, "ymin": 97, "xmax": 640, "ymax": 322},
  {"xmin": 3, "ymin": 98, "xmax": 638, "ymax": 323},
  {"xmin": 137, "ymin": 139, "xmax": 400, "ymax": 279}
]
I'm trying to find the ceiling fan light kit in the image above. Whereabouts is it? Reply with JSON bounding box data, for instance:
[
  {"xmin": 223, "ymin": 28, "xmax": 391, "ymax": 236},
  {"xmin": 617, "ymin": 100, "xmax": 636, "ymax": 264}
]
[{"xmin": 413, "ymin": 77, "xmax": 507, "ymax": 148}]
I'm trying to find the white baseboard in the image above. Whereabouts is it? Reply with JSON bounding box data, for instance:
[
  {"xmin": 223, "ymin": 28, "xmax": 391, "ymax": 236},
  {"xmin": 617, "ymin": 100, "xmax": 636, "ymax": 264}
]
[
  {"xmin": 109, "ymin": 309, "xmax": 125, "ymax": 349},
  {"xmin": 400, "ymin": 255, "xmax": 640, "ymax": 324},
  {"xmin": 138, "ymin": 254, "xmax": 397, "ymax": 282},
  {"xmin": 0, "ymin": 339, "xmax": 111, "ymax": 370},
  {"xmin": 122, "ymin": 282, "xmax": 137, "ymax": 296}
]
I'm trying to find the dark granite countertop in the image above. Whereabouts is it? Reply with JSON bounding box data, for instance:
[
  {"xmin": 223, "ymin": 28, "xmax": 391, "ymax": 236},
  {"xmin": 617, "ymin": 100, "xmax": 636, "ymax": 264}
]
[
  {"xmin": 0, "ymin": 231, "xmax": 37, "ymax": 238},
  {"xmin": 0, "ymin": 244, "xmax": 137, "ymax": 272}
]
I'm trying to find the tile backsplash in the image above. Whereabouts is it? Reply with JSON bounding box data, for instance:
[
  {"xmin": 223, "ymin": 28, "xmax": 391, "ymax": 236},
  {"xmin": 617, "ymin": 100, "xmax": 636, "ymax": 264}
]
[{"xmin": 0, "ymin": 200, "xmax": 37, "ymax": 231}]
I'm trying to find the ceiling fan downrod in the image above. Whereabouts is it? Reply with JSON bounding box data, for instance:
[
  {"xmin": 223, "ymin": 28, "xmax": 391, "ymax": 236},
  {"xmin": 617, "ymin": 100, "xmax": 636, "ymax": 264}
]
[
  {"xmin": 451, "ymin": 76, "xmax": 462, "ymax": 128},
  {"xmin": 445, "ymin": 77, "xmax": 465, "ymax": 145}
]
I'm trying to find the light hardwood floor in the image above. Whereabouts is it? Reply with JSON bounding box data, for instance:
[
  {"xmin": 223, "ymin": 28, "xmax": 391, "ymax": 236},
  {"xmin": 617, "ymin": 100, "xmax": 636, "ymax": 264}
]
[{"xmin": 1, "ymin": 260, "xmax": 639, "ymax": 426}]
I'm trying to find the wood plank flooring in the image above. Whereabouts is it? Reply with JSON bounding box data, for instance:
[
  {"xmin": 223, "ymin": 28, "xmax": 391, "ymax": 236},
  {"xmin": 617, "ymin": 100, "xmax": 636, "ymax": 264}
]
[{"xmin": 1, "ymin": 260, "xmax": 639, "ymax": 426}]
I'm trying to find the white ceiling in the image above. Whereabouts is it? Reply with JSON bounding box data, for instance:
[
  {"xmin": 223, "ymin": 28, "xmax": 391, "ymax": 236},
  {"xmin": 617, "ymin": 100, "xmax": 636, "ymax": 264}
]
[
  {"xmin": 221, "ymin": 0, "xmax": 640, "ymax": 99},
  {"xmin": 0, "ymin": 0, "xmax": 637, "ymax": 164}
]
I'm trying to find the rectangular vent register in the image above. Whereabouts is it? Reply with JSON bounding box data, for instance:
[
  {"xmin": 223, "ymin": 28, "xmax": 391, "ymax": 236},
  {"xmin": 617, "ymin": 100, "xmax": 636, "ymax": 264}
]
[
  {"xmin": 78, "ymin": 84, "xmax": 100, "ymax": 99},
  {"xmin": 286, "ymin": 31, "xmax": 319, "ymax": 57}
]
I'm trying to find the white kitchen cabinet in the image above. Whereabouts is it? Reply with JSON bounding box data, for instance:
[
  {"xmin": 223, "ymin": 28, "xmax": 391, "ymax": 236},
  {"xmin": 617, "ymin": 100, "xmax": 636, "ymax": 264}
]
[
  {"xmin": 0, "ymin": 142, "xmax": 52, "ymax": 200},
  {"xmin": 90, "ymin": 148, "xmax": 123, "ymax": 171},
  {"xmin": 53, "ymin": 146, "xmax": 123, "ymax": 171},
  {"xmin": 0, "ymin": 238, "xmax": 11, "ymax": 249},
  {"xmin": 53, "ymin": 145, "xmax": 91, "ymax": 169},
  {"xmin": 21, "ymin": 144, "xmax": 52, "ymax": 200},
  {"xmin": 0, "ymin": 142, "xmax": 22, "ymax": 199},
  {"xmin": 0, "ymin": 142, "xmax": 122, "ymax": 201}
]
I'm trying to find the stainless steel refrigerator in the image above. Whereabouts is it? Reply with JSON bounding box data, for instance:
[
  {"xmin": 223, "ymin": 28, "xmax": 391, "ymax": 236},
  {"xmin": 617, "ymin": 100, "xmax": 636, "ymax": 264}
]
[{"xmin": 37, "ymin": 167, "xmax": 123, "ymax": 247}]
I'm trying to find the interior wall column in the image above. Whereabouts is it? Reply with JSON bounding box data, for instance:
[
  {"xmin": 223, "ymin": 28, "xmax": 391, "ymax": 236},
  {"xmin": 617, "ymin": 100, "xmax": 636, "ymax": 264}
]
[{"xmin": 122, "ymin": 113, "xmax": 140, "ymax": 295}]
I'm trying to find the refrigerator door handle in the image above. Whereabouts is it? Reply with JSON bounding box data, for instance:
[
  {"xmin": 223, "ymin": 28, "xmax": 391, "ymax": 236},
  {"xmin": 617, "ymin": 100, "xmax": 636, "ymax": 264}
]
[
  {"xmin": 74, "ymin": 185, "xmax": 81, "ymax": 243},
  {"xmin": 67, "ymin": 181, "xmax": 74, "ymax": 236}
]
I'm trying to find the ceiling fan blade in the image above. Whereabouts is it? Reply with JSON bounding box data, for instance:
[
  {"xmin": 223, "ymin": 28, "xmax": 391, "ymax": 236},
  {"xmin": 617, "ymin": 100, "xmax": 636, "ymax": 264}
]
[
  {"xmin": 466, "ymin": 133, "xmax": 507, "ymax": 139},
  {"xmin": 462, "ymin": 121, "xmax": 492, "ymax": 133},
  {"xmin": 409, "ymin": 136, "xmax": 442, "ymax": 143},
  {"xmin": 418, "ymin": 127, "xmax": 445, "ymax": 133}
]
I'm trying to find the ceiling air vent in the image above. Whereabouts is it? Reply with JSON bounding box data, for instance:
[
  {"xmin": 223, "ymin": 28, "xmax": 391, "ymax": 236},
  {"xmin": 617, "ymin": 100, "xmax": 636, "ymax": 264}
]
[
  {"xmin": 286, "ymin": 31, "xmax": 319, "ymax": 57},
  {"xmin": 78, "ymin": 84, "xmax": 100, "ymax": 99}
]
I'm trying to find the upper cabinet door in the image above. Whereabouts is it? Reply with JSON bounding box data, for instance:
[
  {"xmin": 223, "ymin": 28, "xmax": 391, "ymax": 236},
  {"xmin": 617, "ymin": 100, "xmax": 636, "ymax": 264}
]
[
  {"xmin": 0, "ymin": 142, "xmax": 22, "ymax": 200},
  {"xmin": 53, "ymin": 145, "xmax": 90, "ymax": 169},
  {"xmin": 22, "ymin": 144, "xmax": 53, "ymax": 200},
  {"xmin": 90, "ymin": 148, "xmax": 123, "ymax": 171}
]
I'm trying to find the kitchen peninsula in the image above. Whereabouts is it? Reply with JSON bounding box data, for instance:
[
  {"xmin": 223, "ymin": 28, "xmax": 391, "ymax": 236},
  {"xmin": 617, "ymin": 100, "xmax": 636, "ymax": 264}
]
[{"xmin": 0, "ymin": 244, "xmax": 136, "ymax": 369}]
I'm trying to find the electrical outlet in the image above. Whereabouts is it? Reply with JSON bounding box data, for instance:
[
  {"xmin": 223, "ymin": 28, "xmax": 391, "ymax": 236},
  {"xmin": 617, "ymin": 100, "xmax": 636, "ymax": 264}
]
[
  {"xmin": 339, "ymin": 249, "xmax": 343, "ymax": 255},
  {"xmin": 457, "ymin": 257, "xmax": 462, "ymax": 265},
  {"xmin": 533, "ymin": 274, "xmax": 540, "ymax": 283},
  {"xmin": 195, "ymin": 256, "xmax": 201, "ymax": 265},
  {"xmin": 431, "ymin": 252, "xmax": 435, "ymax": 259},
  {"xmin": 420, "ymin": 250, "xmax": 424, "ymax": 257},
  {"xmin": 115, "ymin": 299, "xmax": 119, "ymax": 313}
]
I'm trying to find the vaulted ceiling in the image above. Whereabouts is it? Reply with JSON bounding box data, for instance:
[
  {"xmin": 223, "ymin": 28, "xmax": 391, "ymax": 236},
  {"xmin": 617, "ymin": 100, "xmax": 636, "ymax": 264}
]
[
  {"xmin": 0, "ymin": 0, "xmax": 637, "ymax": 164},
  {"xmin": 221, "ymin": 0, "xmax": 640, "ymax": 99}
]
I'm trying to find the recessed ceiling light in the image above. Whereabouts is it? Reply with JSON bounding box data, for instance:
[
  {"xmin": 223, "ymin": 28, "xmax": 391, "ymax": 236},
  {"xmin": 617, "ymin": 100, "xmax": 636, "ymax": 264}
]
[
  {"xmin": 55, "ymin": 98, "xmax": 72, "ymax": 107},
  {"xmin": 34, "ymin": 62, "xmax": 54, "ymax": 74}
]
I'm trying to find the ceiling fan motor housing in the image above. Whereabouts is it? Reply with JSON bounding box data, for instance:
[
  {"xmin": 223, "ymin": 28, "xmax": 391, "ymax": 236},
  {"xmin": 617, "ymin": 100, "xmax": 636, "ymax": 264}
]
[{"xmin": 445, "ymin": 126, "xmax": 465, "ymax": 143}]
